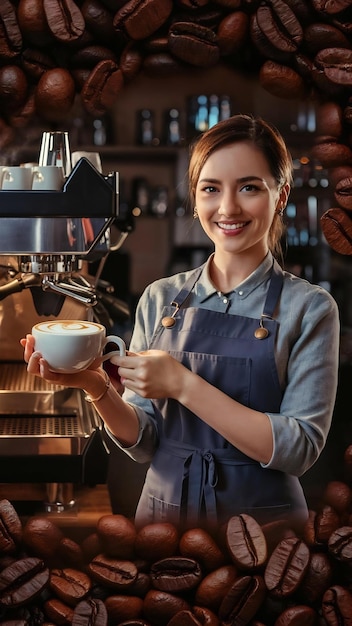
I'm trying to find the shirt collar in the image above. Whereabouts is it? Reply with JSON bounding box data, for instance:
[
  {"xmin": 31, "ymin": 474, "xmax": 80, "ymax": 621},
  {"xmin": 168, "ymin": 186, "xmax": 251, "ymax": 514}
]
[{"xmin": 196, "ymin": 252, "xmax": 275, "ymax": 303}]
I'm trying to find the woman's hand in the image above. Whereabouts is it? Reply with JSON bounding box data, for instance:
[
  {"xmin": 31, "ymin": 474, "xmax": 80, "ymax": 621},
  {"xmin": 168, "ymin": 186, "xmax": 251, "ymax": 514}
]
[
  {"xmin": 116, "ymin": 349, "xmax": 187, "ymax": 399},
  {"xmin": 20, "ymin": 334, "xmax": 102, "ymax": 389}
]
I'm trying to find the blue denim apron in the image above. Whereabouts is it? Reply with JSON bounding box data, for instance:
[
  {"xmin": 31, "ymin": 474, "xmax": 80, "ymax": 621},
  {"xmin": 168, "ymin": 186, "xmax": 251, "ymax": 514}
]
[{"xmin": 135, "ymin": 260, "xmax": 308, "ymax": 530}]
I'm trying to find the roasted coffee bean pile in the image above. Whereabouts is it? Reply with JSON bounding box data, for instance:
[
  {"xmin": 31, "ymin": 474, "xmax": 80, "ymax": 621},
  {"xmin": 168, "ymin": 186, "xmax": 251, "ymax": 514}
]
[
  {"xmin": 2, "ymin": 466, "xmax": 352, "ymax": 625},
  {"xmin": 1, "ymin": 0, "xmax": 352, "ymax": 132},
  {"xmin": 1, "ymin": 0, "xmax": 352, "ymax": 254}
]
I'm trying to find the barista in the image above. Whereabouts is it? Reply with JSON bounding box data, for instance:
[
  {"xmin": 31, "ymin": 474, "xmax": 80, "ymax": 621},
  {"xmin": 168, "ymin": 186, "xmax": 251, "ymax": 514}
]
[{"xmin": 22, "ymin": 115, "xmax": 340, "ymax": 532}]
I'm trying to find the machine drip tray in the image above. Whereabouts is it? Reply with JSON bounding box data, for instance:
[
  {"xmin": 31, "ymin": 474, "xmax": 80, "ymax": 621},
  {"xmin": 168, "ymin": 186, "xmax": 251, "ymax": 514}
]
[{"xmin": 0, "ymin": 363, "xmax": 109, "ymax": 485}]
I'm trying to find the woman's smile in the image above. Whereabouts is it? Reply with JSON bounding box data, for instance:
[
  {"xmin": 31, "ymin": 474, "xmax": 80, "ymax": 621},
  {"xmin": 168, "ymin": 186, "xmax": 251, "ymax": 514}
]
[{"xmin": 216, "ymin": 220, "xmax": 250, "ymax": 234}]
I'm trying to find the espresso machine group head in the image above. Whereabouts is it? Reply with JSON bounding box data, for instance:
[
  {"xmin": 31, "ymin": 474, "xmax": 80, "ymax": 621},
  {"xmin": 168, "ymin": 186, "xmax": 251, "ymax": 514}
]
[{"xmin": 0, "ymin": 156, "xmax": 131, "ymax": 313}]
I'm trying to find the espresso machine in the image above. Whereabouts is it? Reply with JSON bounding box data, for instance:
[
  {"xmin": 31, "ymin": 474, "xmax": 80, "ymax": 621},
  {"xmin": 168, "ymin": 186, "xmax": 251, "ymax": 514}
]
[{"xmin": 0, "ymin": 134, "xmax": 132, "ymax": 513}]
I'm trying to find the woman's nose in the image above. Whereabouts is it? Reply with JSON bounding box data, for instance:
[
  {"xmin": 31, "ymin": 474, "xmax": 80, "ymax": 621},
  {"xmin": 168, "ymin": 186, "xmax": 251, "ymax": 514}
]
[{"xmin": 218, "ymin": 194, "xmax": 241, "ymax": 216}]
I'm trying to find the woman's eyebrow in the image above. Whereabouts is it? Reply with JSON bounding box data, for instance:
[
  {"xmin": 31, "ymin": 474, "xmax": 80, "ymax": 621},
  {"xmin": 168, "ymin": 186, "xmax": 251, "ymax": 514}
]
[{"xmin": 198, "ymin": 175, "xmax": 265, "ymax": 184}]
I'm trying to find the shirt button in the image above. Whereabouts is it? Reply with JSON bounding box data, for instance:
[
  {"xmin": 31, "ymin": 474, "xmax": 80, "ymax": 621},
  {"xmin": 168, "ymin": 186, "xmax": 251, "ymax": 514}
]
[
  {"xmin": 238, "ymin": 290, "xmax": 243, "ymax": 296},
  {"xmin": 223, "ymin": 297, "xmax": 228, "ymax": 304}
]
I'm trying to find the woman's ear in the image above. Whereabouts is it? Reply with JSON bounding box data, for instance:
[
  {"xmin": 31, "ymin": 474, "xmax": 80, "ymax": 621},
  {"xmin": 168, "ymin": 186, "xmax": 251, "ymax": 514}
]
[{"xmin": 277, "ymin": 182, "xmax": 291, "ymax": 214}]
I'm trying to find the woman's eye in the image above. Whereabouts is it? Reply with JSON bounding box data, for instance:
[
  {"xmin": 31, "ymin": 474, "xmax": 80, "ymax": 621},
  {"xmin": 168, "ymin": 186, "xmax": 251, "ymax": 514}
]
[
  {"xmin": 203, "ymin": 185, "xmax": 217, "ymax": 193},
  {"xmin": 241, "ymin": 183, "xmax": 259, "ymax": 193}
]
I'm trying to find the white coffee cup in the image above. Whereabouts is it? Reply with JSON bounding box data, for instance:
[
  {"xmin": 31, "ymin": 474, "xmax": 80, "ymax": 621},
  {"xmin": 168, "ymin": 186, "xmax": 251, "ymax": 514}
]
[
  {"xmin": 32, "ymin": 320, "xmax": 126, "ymax": 373},
  {"xmin": 32, "ymin": 165, "xmax": 65, "ymax": 191},
  {"xmin": 1, "ymin": 165, "xmax": 34, "ymax": 190}
]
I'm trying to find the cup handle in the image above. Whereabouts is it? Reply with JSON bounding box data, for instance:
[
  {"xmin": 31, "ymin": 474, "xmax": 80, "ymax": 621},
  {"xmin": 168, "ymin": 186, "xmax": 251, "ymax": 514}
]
[{"xmin": 101, "ymin": 335, "xmax": 126, "ymax": 364}]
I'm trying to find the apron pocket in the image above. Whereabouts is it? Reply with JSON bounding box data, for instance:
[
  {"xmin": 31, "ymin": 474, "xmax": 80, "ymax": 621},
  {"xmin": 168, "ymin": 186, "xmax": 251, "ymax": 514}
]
[{"xmin": 170, "ymin": 351, "xmax": 251, "ymax": 405}]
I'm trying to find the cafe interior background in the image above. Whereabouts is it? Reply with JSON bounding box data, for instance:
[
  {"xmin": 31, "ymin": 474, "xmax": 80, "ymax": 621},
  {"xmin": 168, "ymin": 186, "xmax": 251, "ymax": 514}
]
[{"xmin": 0, "ymin": 0, "xmax": 352, "ymax": 520}]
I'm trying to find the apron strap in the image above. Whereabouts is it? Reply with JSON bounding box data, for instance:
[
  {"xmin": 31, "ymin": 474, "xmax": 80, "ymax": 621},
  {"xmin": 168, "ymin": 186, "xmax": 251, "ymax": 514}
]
[
  {"xmin": 262, "ymin": 260, "xmax": 284, "ymax": 318},
  {"xmin": 172, "ymin": 265, "xmax": 205, "ymax": 308}
]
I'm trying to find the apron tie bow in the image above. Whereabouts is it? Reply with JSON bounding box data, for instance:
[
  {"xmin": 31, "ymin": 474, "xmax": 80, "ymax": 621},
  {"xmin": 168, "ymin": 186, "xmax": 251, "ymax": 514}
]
[{"xmin": 187, "ymin": 449, "xmax": 218, "ymax": 526}]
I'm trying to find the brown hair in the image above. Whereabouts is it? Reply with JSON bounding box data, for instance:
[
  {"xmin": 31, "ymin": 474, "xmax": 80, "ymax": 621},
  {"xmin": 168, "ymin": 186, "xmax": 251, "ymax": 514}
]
[{"xmin": 188, "ymin": 114, "xmax": 293, "ymax": 261}]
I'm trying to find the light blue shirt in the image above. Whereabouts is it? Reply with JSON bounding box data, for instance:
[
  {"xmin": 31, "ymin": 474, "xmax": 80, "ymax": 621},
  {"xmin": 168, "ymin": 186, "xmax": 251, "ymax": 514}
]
[{"xmin": 106, "ymin": 252, "xmax": 340, "ymax": 477}]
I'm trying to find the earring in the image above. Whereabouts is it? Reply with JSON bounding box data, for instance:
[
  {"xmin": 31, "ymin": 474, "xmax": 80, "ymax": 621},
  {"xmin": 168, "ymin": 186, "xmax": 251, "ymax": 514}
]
[
  {"xmin": 193, "ymin": 207, "xmax": 198, "ymax": 219},
  {"xmin": 277, "ymin": 204, "xmax": 284, "ymax": 217}
]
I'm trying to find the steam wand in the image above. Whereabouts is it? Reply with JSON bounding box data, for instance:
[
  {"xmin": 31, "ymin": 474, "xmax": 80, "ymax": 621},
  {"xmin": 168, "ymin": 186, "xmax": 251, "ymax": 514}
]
[
  {"xmin": 41, "ymin": 276, "xmax": 97, "ymax": 306},
  {"xmin": 0, "ymin": 272, "xmax": 98, "ymax": 306}
]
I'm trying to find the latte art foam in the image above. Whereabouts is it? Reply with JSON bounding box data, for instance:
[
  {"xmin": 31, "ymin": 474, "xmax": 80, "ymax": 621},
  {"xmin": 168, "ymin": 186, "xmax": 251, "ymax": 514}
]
[{"xmin": 35, "ymin": 321, "xmax": 103, "ymax": 335}]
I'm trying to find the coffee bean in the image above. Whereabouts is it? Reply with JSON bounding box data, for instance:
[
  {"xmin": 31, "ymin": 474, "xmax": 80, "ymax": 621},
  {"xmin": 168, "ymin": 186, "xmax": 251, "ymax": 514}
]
[
  {"xmin": 328, "ymin": 526, "xmax": 352, "ymax": 563},
  {"xmin": 0, "ymin": 0, "xmax": 23, "ymax": 60},
  {"xmin": 179, "ymin": 528, "xmax": 226, "ymax": 573},
  {"xmin": 321, "ymin": 207, "xmax": 352, "ymax": 256},
  {"xmin": 226, "ymin": 514, "xmax": 267, "ymax": 570},
  {"xmin": 58, "ymin": 536, "xmax": 84, "ymax": 568},
  {"xmin": 219, "ymin": 574, "xmax": 266, "ymax": 625},
  {"xmin": 72, "ymin": 598, "xmax": 108, "ymax": 626},
  {"xmin": 299, "ymin": 551, "xmax": 333, "ymax": 605},
  {"xmin": 113, "ymin": 0, "xmax": 173, "ymax": 40},
  {"xmin": 96, "ymin": 514, "xmax": 136, "ymax": 560},
  {"xmin": 105, "ymin": 595, "xmax": 144, "ymax": 622},
  {"xmin": 22, "ymin": 516, "xmax": 64, "ymax": 561},
  {"xmin": 168, "ymin": 21, "xmax": 220, "ymax": 67},
  {"xmin": 0, "ymin": 557, "xmax": 49, "ymax": 607},
  {"xmin": 150, "ymin": 557, "xmax": 202, "ymax": 593},
  {"xmin": 88, "ymin": 555, "xmax": 138, "ymax": 590},
  {"xmin": 0, "ymin": 499, "xmax": 22, "ymax": 555},
  {"xmin": 143, "ymin": 589, "xmax": 191, "ymax": 626},
  {"xmin": 43, "ymin": 596, "xmax": 74, "ymax": 623},
  {"xmin": 21, "ymin": 48, "xmax": 56, "ymax": 81},
  {"xmin": 274, "ymin": 604, "xmax": 318, "ymax": 625},
  {"xmin": 335, "ymin": 176, "xmax": 352, "ymax": 211},
  {"xmin": 123, "ymin": 571, "xmax": 151, "ymax": 598},
  {"xmin": 264, "ymin": 537, "xmax": 310, "ymax": 598},
  {"xmin": 135, "ymin": 522, "xmax": 179, "ymax": 562},
  {"xmin": 81, "ymin": 0, "xmax": 116, "ymax": 44},
  {"xmin": 49, "ymin": 568, "xmax": 92, "ymax": 606},
  {"xmin": 194, "ymin": 565, "xmax": 238, "ymax": 611},
  {"xmin": 81, "ymin": 59, "xmax": 124, "ymax": 116},
  {"xmin": 315, "ymin": 48, "xmax": 352, "ymax": 86},
  {"xmin": 43, "ymin": 0, "xmax": 85, "ymax": 43},
  {"xmin": 312, "ymin": 0, "xmax": 352, "ymax": 14},
  {"xmin": 303, "ymin": 22, "xmax": 351, "ymax": 56},
  {"xmin": 166, "ymin": 610, "xmax": 201, "ymax": 626},
  {"xmin": 255, "ymin": 0, "xmax": 303, "ymax": 54},
  {"xmin": 193, "ymin": 606, "xmax": 220, "ymax": 626},
  {"xmin": 217, "ymin": 11, "xmax": 248, "ymax": 57},
  {"xmin": 35, "ymin": 67, "xmax": 76, "ymax": 122},
  {"xmin": 316, "ymin": 101, "xmax": 344, "ymax": 137},
  {"xmin": 0, "ymin": 66, "xmax": 28, "ymax": 113},
  {"xmin": 303, "ymin": 506, "xmax": 341, "ymax": 548},
  {"xmin": 323, "ymin": 481, "xmax": 352, "ymax": 515},
  {"xmin": 259, "ymin": 60, "xmax": 307, "ymax": 99},
  {"xmin": 322, "ymin": 584, "xmax": 352, "ymax": 626}
]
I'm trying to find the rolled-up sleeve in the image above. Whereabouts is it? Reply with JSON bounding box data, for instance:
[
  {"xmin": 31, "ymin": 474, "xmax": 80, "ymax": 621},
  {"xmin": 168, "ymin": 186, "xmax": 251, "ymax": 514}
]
[{"xmin": 263, "ymin": 286, "xmax": 340, "ymax": 476}]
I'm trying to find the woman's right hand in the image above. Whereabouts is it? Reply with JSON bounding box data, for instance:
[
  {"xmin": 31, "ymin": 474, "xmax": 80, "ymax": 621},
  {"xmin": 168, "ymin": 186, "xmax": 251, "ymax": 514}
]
[{"xmin": 19, "ymin": 334, "xmax": 102, "ymax": 390}]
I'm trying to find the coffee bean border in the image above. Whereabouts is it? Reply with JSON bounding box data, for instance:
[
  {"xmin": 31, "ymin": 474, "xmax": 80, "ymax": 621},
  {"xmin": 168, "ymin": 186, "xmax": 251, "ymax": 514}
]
[
  {"xmin": 1, "ymin": 478, "xmax": 352, "ymax": 625},
  {"xmin": 0, "ymin": 0, "xmax": 352, "ymax": 254}
]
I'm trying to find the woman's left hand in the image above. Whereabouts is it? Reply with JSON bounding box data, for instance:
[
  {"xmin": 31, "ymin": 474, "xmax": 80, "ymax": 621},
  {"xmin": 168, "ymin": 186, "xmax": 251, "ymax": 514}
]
[{"xmin": 116, "ymin": 349, "xmax": 186, "ymax": 399}]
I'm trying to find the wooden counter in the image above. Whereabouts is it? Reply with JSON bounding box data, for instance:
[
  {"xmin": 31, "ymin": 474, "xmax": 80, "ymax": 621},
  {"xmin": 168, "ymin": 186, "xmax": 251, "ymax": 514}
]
[{"xmin": 0, "ymin": 482, "xmax": 113, "ymax": 541}]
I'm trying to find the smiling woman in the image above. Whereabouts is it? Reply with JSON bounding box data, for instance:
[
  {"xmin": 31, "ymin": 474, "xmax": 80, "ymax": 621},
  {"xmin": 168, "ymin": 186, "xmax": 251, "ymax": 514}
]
[{"xmin": 22, "ymin": 113, "xmax": 340, "ymax": 533}]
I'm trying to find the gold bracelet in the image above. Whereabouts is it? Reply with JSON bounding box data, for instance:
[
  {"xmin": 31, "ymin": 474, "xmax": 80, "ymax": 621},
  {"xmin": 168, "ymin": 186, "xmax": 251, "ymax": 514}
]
[{"xmin": 84, "ymin": 370, "xmax": 111, "ymax": 403}]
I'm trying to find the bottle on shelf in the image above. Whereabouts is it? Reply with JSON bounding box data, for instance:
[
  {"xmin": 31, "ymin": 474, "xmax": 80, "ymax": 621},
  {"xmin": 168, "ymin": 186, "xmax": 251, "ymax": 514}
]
[{"xmin": 136, "ymin": 109, "xmax": 157, "ymax": 146}]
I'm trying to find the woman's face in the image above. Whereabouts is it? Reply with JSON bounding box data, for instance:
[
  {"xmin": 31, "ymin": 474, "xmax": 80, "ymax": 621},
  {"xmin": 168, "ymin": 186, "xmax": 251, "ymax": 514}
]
[{"xmin": 195, "ymin": 141, "xmax": 287, "ymax": 262}]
